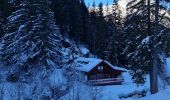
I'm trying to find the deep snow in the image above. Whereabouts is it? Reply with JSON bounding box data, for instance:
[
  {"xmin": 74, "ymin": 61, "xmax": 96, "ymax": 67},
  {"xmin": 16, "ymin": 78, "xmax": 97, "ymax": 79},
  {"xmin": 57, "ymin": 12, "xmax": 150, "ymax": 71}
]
[
  {"xmin": 98, "ymin": 57, "xmax": 170, "ymax": 100},
  {"xmin": 65, "ymin": 57, "xmax": 170, "ymax": 100},
  {"xmin": 136, "ymin": 86, "xmax": 170, "ymax": 100}
]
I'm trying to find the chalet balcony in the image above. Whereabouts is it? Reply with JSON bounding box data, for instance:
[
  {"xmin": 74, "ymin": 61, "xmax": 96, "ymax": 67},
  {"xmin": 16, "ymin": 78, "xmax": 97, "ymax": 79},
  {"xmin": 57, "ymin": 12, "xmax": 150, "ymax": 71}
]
[{"xmin": 89, "ymin": 78, "xmax": 124, "ymax": 86}]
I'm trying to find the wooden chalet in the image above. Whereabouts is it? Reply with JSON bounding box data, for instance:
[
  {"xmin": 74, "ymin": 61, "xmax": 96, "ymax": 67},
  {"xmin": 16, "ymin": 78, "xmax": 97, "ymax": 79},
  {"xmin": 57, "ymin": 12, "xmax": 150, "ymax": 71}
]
[{"xmin": 75, "ymin": 57, "xmax": 127, "ymax": 86}]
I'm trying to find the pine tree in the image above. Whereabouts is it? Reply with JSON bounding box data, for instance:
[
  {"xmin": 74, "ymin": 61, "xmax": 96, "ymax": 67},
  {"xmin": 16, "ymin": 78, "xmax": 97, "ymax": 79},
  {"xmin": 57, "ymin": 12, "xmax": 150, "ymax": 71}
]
[
  {"xmin": 123, "ymin": 0, "xmax": 152, "ymax": 84},
  {"xmin": 51, "ymin": 0, "xmax": 89, "ymax": 43},
  {"xmin": 89, "ymin": 2, "xmax": 98, "ymax": 55},
  {"xmin": 79, "ymin": 0, "xmax": 90, "ymax": 42},
  {"xmin": 101, "ymin": 1, "xmax": 127, "ymax": 66},
  {"xmin": 111, "ymin": 1, "xmax": 126, "ymax": 66},
  {"xmin": 0, "ymin": 0, "xmax": 63, "ymax": 70},
  {"xmin": 124, "ymin": 0, "xmax": 170, "ymax": 89},
  {"xmin": 52, "ymin": 0, "xmax": 71, "ymax": 35},
  {"xmin": 95, "ymin": 2, "xmax": 105, "ymax": 58},
  {"xmin": 0, "ymin": 0, "xmax": 3, "ymax": 37},
  {"xmin": 0, "ymin": 0, "xmax": 5, "ymax": 37}
]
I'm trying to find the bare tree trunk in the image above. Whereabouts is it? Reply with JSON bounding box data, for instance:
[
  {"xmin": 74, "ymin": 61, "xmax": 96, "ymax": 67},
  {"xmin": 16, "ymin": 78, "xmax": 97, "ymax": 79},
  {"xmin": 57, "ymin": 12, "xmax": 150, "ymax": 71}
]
[
  {"xmin": 150, "ymin": 0, "xmax": 159, "ymax": 94},
  {"xmin": 150, "ymin": 51, "xmax": 158, "ymax": 94}
]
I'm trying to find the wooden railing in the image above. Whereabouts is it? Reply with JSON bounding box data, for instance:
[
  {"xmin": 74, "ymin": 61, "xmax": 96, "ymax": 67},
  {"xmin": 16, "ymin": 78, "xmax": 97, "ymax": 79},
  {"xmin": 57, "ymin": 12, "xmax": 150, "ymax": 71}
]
[{"xmin": 89, "ymin": 78, "xmax": 124, "ymax": 85}]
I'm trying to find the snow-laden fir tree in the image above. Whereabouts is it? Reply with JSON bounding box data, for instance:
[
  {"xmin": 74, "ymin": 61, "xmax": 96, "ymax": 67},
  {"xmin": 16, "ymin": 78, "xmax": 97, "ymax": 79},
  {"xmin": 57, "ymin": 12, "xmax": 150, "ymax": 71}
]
[
  {"xmin": 0, "ymin": 0, "xmax": 63, "ymax": 72},
  {"xmin": 109, "ymin": 1, "xmax": 127, "ymax": 66},
  {"xmin": 124, "ymin": 0, "xmax": 170, "ymax": 85},
  {"xmin": 0, "ymin": 0, "xmax": 80, "ymax": 99},
  {"xmin": 123, "ymin": 0, "xmax": 151, "ymax": 84},
  {"xmin": 0, "ymin": 0, "xmax": 4, "ymax": 37}
]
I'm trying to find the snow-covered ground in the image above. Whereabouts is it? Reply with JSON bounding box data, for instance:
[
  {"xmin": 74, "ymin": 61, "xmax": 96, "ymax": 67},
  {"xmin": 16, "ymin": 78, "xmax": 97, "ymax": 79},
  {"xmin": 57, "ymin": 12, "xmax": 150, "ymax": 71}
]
[
  {"xmin": 60, "ymin": 71, "xmax": 151, "ymax": 100},
  {"xmin": 99, "ymin": 58, "xmax": 170, "ymax": 100},
  {"xmin": 61, "ymin": 57, "xmax": 170, "ymax": 100},
  {"xmin": 97, "ymin": 72, "xmax": 150, "ymax": 100},
  {"xmin": 136, "ymin": 86, "xmax": 170, "ymax": 100},
  {"xmin": 1, "ymin": 56, "xmax": 169, "ymax": 100}
]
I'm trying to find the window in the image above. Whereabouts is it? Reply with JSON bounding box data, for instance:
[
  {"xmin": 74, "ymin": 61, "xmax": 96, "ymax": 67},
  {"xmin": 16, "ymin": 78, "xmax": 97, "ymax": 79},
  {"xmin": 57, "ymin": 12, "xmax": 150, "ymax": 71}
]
[{"xmin": 98, "ymin": 66, "xmax": 104, "ymax": 71}]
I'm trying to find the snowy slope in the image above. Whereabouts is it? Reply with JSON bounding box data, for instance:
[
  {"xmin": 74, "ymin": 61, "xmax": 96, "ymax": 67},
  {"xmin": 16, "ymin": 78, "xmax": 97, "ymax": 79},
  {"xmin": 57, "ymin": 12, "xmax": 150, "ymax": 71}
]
[
  {"xmin": 60, "ymin": 57, "xmax": 170, "ymax": 100},
  {"xmin": 166, "ymin": 57, "xmax": 170, "ymax": 76},
  {"xmin": 136, "ymin": 86, "xmax": 170, "ymax": 100},
  {"xmin": 61, "ymin": 71, "xmax": 151, "ymax": 100},
  {"xmin": 60, "ymin": 71, "xmax": 150, "ymax": 100},
  {"xmin": 97, "ymin": 72, "xmax": 150, "ymax": 100},
  {"xmin": 0, "ymin": 38, "xmax": 92, "ymax": 100},
  {"xmin": 99, "ymin": 58, "xmax": 170, "ymax": 100}
]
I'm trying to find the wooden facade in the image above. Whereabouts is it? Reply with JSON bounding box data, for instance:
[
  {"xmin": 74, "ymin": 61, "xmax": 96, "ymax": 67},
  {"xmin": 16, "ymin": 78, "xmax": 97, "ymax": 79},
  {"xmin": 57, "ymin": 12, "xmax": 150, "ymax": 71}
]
[{"xmin": 84, "ymin": 61, "xmax": 125, "ymax": 85}]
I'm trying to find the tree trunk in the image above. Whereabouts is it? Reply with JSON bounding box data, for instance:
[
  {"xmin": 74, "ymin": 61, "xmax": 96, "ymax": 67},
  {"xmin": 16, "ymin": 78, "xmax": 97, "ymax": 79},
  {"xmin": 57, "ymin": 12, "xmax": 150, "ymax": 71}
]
[
  {"xmin": 150, "ymin": 50, "xmax": 158, "ymax": 94},
  {"xmin": 150, "ymin": 0, "xmax": 159, "ymax": 94}
]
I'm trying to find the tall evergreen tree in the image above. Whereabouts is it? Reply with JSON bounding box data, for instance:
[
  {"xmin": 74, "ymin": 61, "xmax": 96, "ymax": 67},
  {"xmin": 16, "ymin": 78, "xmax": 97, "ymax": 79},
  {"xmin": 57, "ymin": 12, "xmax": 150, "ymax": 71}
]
[
  {"xmin": 110, "ymin": 1, "xmax": 126, "ymax": 66},
  {"xmin": 0, "ymin": 0, "xmax": 8, "ymax": 37},
  {"xmin": 95, "ymin": 2, "xmax": 106, "ymax": 58},
  {"xmin": 123, "ymin": 0, "xmax": 153, "ymax": 84},
  {"xmin": 124, "ymin": 0, "xmax": 170, "ymax": 90},
  {"xmin": 0, "ymin": 0, "xmax": 63, "ymax": 70},
  {"xmin": 88, "ymin": 2, "xmax": 98, "ymax": 55},
  {"xmin": 99, "ymin": 1, "xmax": 127, "ymax": 66},
  {"xmin": 52, "ymin": 0, "xmax": 89, "ymax": 43},
  {"xmin": 79, "ymin": 0, "xmax": 90, "ymax": 42},
  {"xmin": 52, "ymin": 0, "xmax": 71, "ymax": 35},
  {"xmin": 0, "ymin": 0, "xmax": 4, "ymax": 37}
]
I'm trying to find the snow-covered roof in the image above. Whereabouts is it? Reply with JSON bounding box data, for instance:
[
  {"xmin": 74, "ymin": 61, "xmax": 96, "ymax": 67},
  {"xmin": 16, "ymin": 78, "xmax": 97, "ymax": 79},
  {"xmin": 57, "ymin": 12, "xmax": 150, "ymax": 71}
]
[
  {"xmin": 104, "ymin": 61, "xmax": 128, "ymax": 72},
  {"xmin": 75, "ymin": 57, "xmax": 127, "ymax": 72},
  {"xmin": 75, "ymin": 57, "xmax": 103, "ymax": 72}
]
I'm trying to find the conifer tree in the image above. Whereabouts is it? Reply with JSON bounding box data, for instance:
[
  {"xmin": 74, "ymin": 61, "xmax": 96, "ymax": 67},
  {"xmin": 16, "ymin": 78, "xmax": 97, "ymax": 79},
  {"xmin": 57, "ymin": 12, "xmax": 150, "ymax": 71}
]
[
  {"xmin": 95, "ymin": 2, "xmax": 106, "ymax": 58},
  {"xmin": 89, "ymin": 2, "xmax": 98, "ymax": 55},
  {"xmin": 0, "ymin": 0, "xmax": 5, "ymax": 37},
  {"xmin": 124, "ymin": 0, "xmax": 152, "ymax": 84},
  {"xmin": 79, "ymin": 0, "xmax": 90, "ymax": 42},
  {"xmin": 124, "ymin": 0, "xmax": 170, "ymax": 89},
  {"xmin": 0, "ymin": 0, "xmax": 63, "ymax": 70}
]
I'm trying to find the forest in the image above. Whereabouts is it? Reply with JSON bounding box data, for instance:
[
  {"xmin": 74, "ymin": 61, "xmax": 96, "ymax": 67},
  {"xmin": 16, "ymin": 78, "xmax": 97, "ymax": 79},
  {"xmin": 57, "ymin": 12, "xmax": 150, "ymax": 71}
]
[{"xmin": 0, "ymin": 0, "xmax": 170, "ymax": 100}]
